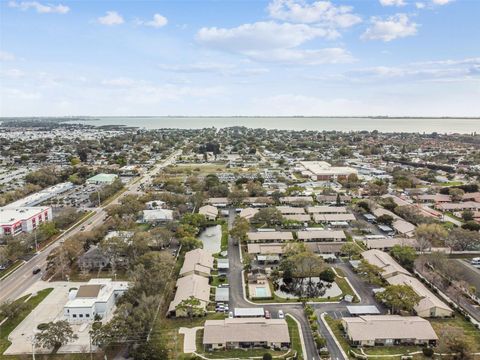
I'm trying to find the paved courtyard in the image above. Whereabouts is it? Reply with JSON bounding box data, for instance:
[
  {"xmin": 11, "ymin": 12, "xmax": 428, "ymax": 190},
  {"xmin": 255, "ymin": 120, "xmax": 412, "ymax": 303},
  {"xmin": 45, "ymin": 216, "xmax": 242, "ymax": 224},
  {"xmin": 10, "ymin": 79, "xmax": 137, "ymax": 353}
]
[{"xmin": 5, "ymin": 281, "xmax": 103, "ymax": 355}]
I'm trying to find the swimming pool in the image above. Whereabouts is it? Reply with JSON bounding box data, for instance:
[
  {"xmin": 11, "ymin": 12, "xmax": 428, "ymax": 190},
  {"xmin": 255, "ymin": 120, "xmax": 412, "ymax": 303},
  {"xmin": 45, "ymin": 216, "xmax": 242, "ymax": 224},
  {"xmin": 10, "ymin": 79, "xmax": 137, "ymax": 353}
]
[{"xmin": 255, "ymin": 287, "xmax": 269, "ymax": 298}]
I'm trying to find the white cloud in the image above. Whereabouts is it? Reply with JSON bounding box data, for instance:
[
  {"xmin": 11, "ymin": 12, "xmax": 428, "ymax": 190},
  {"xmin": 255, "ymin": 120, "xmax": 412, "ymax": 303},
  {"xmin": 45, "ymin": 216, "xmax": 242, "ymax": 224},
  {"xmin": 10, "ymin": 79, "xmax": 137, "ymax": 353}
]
[
  {"xmin": 157, "ymin": 62, "xmax": 269, "ymax": 76},
  {"xmin": 8, "ymin": 1, "xmax": 69, "ymax": 14},
  {"xmin": 0, "ymin": 51, "xmax": 16, "ymax": 61},
  {"xmin": 101, "ymin": 77, "xmax": 137, "ymax": 87},
  {"xmin": 379, "ymin": 0, "xmax": 406, "ymax": 6},
  {"xmin": 361, "ymin": 14, "xmax": 418, "ymax": 42},
  {"xmin": 97, "ymin": 11, "xmax": 124, "ymax": 26},
  {"xmin": 431, "ymin": 0, "xmax": 453, "ymax": 5},
  {"xmin": 145, "ymin": 13, "xmax": 168, "ymax": 28},
  {"xmin": 244, "ymin": 48, "xmax": 354, "ymax": 65},
  {"xmin": 267, "ymin": 0, "xmax": 361, "ymax": 28},
  {"xmin": 197, "ymin": 21, "xmax": 338, "ymax": 52},
  {"xmin": 0, "ymin": 68, "xmax": 25, "ymax": 78},
  {"xmin": 415, "ymin": 2, "xmax": 426, "ymax": 8}
]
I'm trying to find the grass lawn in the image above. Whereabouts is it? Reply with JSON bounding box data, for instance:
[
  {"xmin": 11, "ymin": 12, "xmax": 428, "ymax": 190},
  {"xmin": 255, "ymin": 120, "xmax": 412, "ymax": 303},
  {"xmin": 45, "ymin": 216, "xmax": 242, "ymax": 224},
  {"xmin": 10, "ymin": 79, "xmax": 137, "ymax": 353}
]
[
  {"xmin": 286, "ymin": 314, "xmax": 304, "ymax": 360},
  {"xmin": 430, "ymin": 314, "xmax": 480, "ymax": 352},
  {"xmin": 0, "ymin": 288, "xmax": 53, "ymax": 355},
  {"xmin": 68, "ymin": 267, "xmax": 129, "ymax": 282},
  {"xmin": 220, "ymin": 222, "xmax": 228, "ymax": 252},
  {"xmin": 0, "ymin": 260, "xmax": 23, "ymax": 280}
]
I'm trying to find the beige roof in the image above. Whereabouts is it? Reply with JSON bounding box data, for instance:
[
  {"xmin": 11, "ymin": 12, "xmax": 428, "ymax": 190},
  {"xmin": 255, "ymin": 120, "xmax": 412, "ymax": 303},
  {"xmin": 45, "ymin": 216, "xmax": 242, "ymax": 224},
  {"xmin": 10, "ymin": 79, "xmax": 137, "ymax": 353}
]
[
  {"xmin": 364, "ymin": 237, "xmax": 419, "ymax": 250},
  {"xmin": 313, "ymin": 213, "xmax": 356, "ymax": 222},
  {"xmin": 305, "ymin": 242, "xmax": 344, "ymax": 254},
  {"xmin": 372, "ymin": 207, "xmax": 401, "ymax": 220},
  {"xmin": 284, "ymin": 214, "xmax": 312, "ymax": 222},
  {"xmin": 179, "ymin": 249, "xmax": 214, "ymax": 277},
  {"xmin": 247, "ymin": 231, "xmax": 294, "ymax": 242},
  {"xmin": 387, "ymin": 274, "xmax": 452, "ymax": 314},
  {"xmin": 361, "ymin": 249, "xmax": 410, "ymax": 278},
  {"xmin": 297, "ymin": 230, "xmax": 346, "ymax": 241},
  {"xmin": 203, "ymin": 318, "xmax": 290, "ymax": 345},
  {"xmin": 416, "ymin": 194, "xmax": 451, "ymax": 202},
  {"xmin": 247, "ymin": 243, "xmax": 285, "ymax": 255},
  {"xmin": 168, "ymin": 274, "xmax": 210, "ymax": 312},
  {"xmin": 199, "ymin": 205, "xmax": 218, "ymax": 217},
  {"xmin": 280, "ymin": 196, "xmax": 313, "ymax": 204},
  {"xmin": 437, "ymin": 201, "xmax": 480, "ymax": 211},
  {"xmin": 307, "ymin": 206, "xmax": 347, "ymax": 214},
  {"xmin": 392, "ymin": 219, "xmax": 416, "ymax": 236},
  {"xmin": 343, "ymin": 315, "xmax": 438, "ymax": 342},
  {"xmin": 239, "ymin": 207, "xmax": 259, "ymax": 220},
  {"xmin": 207, "ymin": 197, "xmax": 229, "ymax": 204},
  {"xmin": 276, "ymin": 206, "xmax": 306, "ymax": 214},
  {"xmin": 76, "ymin": 284, "xmax": 103, "ymax": 298}
]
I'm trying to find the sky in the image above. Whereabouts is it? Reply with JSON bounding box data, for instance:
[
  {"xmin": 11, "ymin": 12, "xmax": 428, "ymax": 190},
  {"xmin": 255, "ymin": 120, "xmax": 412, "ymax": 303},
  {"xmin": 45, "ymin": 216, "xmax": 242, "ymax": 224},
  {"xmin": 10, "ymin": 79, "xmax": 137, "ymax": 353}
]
[{"xmin": 0, "ymin": 0, "xmax": 479, "ymax": 117}]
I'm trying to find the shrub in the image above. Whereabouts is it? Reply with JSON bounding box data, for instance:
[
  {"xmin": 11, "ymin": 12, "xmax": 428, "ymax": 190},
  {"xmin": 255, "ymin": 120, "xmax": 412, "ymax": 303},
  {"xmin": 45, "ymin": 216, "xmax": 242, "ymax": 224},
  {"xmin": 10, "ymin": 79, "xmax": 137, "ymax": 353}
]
[
  {"xmin": 319, "ymin": 268, "xmax": 336, "ymax": 283},
  {"xmin": 422, "ymin": 347, "xmax": 434, "ymax": 357},
  {"xmin": 262, "ymin": 354, "xmax": 273, "ymax": 360},
  {"xmin": 37, "ymin": 323, "xmax": 48, "ymax": 330}
]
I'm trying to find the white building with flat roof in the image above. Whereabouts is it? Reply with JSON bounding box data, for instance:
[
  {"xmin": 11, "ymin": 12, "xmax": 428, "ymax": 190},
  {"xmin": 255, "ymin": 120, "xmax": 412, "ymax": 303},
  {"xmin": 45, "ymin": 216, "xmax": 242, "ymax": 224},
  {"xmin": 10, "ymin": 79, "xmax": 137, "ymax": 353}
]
[
  {"xmin": 64, "ymin": 279, "xmax": 128, "ymax": 323},
  {"xmin": 0, "ymin": 206, "xmax": 52, "ymax": 237},
  {"xmin": 299, "ymin": 161, "xmax": 357, "ymax": 181}
]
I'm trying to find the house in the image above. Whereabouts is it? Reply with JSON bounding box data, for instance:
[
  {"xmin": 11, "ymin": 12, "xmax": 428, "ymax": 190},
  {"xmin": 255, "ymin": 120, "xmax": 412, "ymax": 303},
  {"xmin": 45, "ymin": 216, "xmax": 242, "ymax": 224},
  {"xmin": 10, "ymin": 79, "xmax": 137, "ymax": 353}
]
[
  {"xmin": 436, "ymin": 201, "xmax": 480, "ymax": 212},
  {"xmin": 246, "ymin": 231, "xmax": 294, "ymax": 243},
  {"xmin": 64, "ymin": 279, "xmax": 128, "ymax": 323},
  {"xmin": 277, "ymin": 206, "xmax": 311, "ymax": 222},
  {"xmin": 342, "ymin": 315, "xmax": 438, "ymax": 347},
  {"xmin": 199, "ymin": 205, "xmax": 218, "ymax": 220},
  {"xmin": 145, "ymin": 200, "xmax": 166, "ymax": 209},
  {"xmin": 361, "ymin": 249, "xmax": 410, "ymax": 279},
  {"xmin": 239, "ymin": 207, "xmax": 259, "ymax": 221},
  {"xmin": 364, "ymin": 237, "xmax": 419, "ymax": 251},
  {"xmin": 297, "ymin": 230, "xmax": 346, "ymax": 242},
  {"xmin": 86, "ymin": 173, "xmax": 118, "ymax": 185},
  {"xmin": 206, "ymin": 198, "xmax": 230, "ymax": 208},
  {"xmin": 141, "ymin": 209, "xmax": 173, "ymax": 223},
  {"xmin": 203, "ymin": 318, "xmax": 290, "ymax": 350},
  {"xmin": 416, "ymin": 194, "xmax": 451, "ymax": 203},
  {"xmin": 313, "ymin": 213, "xmax": 356, "ymax": 223},
  {"xmin": 392, "ymin": 219, "xmax": 416, "ymax": 238},
  {"xmin": 386, "ymin": 274, "xmax": 452, "ymax": 317},
  {"xmin": 307, "ymin": 206, "xmax": 348, "ymax": 214},
  {"xmin": 179, "ymin": 248, "xmax": 214, "ymax": 277},
  {"xmin": 279, "ymin": 196, "xmax": 313, "ymax": 206},
  {"xmin": 317, "ymin": 194, "xmax": 352, "ymax": 204},
  {"xmin": 168, "ymin": 274, "xmax": 210, "ymax": 317},
  {"xmin": 77, "ymin": 246, "xmax": 110, "ymax": 270}
]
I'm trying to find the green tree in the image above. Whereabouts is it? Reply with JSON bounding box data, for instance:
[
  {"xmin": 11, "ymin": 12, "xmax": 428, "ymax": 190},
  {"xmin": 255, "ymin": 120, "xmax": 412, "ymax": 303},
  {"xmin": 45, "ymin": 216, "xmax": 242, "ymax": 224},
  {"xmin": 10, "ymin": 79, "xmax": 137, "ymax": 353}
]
[
  {"xmin": 0, "ymin": 300, "xmax": 28, "ymax": 320},
  {"xmin": 252, "ymin": 208, "xmax": 283, "ymax": 226},
  {"xmin": 390, "ymin": 245, "xmax": 417, "ymax": 271},
  {"xmin": 175, "ymin": 296, "xmax": 203, "ymax": 319},
  {"xmin": 357, "ymin": 260, "xmax": 384, "ymax": 286},
  {"xmin": 319, "ymin": 268, "xmax": 336, "ymax": 283},
  {"xmin": 376, "ymin": 284, "xmax": 421, "ymax": 314},
  {"xmin": 180, "ymin": 236, "xmax": 202, "ymax": 251},
  {"xmin": 229, "ymin": 217, "xmax": 250, "ymax": 245},
  {"xmin": 340, "ymin": 242, "xmax": 361, "ymax": 259},
  {"xmin": 262, "ymin": 354, "xmax": 273, "ymax": 360},
  {"xmin": 36, "ymin": 320, "xmax": 78, "ymax": 351},
  {"xmin": 415, "ymin": 223, "xmax": 448, "ymax": 250}
]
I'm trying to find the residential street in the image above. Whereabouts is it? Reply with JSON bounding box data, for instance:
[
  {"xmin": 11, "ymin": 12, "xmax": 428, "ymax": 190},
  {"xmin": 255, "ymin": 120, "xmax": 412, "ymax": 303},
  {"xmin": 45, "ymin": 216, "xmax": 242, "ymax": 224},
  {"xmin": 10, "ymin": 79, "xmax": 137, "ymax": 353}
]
[{"xmin": 0, "ymin": 150, "xmax": 182, "ymax": 303}]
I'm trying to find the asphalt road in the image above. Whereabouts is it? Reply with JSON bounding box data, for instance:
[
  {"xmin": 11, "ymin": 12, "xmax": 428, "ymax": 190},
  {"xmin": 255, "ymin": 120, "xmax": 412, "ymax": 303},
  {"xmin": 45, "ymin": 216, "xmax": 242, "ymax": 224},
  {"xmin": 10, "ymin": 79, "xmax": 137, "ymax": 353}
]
[{"xmin": 0, "ymin": 150, "xmax": 182, "ymax": 304}]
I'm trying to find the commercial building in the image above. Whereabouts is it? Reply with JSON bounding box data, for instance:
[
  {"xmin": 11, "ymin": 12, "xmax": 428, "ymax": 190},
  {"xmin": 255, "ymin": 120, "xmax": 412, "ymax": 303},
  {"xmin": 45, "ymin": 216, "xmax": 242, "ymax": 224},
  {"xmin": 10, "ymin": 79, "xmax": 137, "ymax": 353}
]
[
  {"xmin": 64, "ymin": 279, "xmax": 128, "ymax": 323},
  {"xmin": 5, "ymin": 182, "xmax": 74, "ymax": 207},
  {"xmin": 342, "ymin": 315, "xmax": 438, "ymax": 347},
  {"xmin": 203, "ymin": 318, "xmax": 290, "ymax": 350},
  {"xmin": 299, "ymin": 161, "xmax": 357, "ymax": 181},
  {"xmin": 0, "ymin": 206, "xmax": 52, "ymax": 237},
  {"xmin": 86, "ymin": 173, "xmax": 118, "ymax": 185}
]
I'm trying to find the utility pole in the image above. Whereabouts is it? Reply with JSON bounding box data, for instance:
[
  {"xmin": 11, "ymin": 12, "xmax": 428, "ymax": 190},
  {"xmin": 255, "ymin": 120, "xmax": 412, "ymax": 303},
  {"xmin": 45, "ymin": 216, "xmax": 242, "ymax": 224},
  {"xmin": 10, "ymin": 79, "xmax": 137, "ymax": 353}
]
[{"xmin": 97, "ymin": 191, "xmax": 101, "ymax": 208}]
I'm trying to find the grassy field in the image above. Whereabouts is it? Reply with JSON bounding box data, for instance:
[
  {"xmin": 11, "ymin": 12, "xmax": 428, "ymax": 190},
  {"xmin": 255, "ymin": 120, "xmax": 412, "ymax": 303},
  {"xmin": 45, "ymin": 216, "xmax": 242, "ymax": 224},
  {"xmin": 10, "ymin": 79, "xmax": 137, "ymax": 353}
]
[
  {"xmin": 430, "ymin": 314, "xmax": 480, "ymax": 352},
  {"xmin": 0, "ymin": 288, "xmax": 53, "ymax": 356}
]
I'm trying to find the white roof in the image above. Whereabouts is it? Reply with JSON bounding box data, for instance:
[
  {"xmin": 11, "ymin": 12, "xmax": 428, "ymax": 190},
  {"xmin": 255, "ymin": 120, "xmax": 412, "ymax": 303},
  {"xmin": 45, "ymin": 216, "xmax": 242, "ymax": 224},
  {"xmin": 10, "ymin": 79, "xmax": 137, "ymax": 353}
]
[
  {"xmin": 0, "ymin": 206, "xmax": 50, "ymax": 226},
  {"xmin": 234, "ymin": 307, "xmax": 265, "ymax": 317},
  {"xmin": 199, "ymin": 205, "xmax": 218, "ymax": 217},
  {"xmin": 346, "ymin": 305, "xmax": 380, "ymax": 315},
  {"xmin": 142, "ymin": 209, "xmax": 173, "ymax": 221}
]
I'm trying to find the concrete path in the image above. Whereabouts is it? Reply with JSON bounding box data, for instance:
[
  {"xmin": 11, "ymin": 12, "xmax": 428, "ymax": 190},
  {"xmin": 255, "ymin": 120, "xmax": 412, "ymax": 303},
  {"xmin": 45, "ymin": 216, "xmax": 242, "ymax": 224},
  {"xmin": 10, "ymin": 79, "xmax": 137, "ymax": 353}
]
[{"xmin": 179, "ymin": 326, "xmax": 203, "ymax": 354}]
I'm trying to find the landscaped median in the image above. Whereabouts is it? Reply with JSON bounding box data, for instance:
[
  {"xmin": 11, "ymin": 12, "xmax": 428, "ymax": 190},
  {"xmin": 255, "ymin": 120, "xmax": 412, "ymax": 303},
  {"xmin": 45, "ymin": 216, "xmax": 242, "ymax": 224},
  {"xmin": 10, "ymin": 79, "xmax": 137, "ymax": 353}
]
[{"xmin": 0, "ymin": 288, "xmax": 53, "ymax": 355}]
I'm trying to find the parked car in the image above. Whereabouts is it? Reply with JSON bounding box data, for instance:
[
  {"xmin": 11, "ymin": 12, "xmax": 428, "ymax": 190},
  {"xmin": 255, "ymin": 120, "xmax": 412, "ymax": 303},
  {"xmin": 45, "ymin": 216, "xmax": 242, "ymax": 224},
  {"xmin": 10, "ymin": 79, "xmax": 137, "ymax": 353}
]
[
  {"xmin": 228, "ymin": 311, "xmax": 234, "ymax": 318},
  {"xmin": 264, "ymin": 310, "xmax": 271, "ymax": 319},
  {"xmin": 278, "ymin": 310, "xmax": 284, "ymax": 319}
]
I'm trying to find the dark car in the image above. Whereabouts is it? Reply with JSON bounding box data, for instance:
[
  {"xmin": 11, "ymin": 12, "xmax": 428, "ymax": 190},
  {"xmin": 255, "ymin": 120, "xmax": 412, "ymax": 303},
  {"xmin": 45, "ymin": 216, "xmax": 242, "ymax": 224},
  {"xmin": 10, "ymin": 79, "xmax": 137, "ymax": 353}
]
[{"xmin": 32, "ymin": 267, "xmax": 41, "ymax": 275}]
